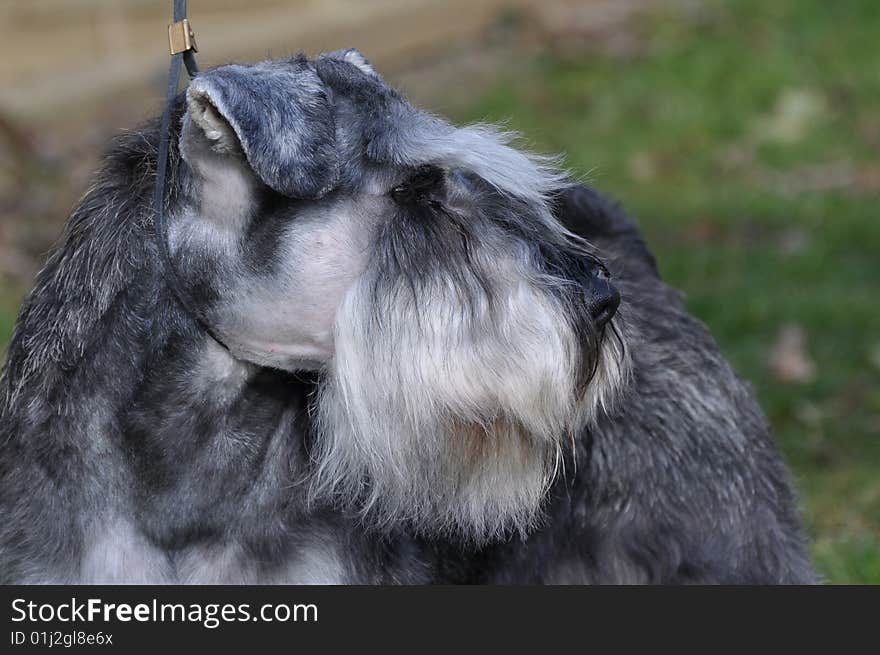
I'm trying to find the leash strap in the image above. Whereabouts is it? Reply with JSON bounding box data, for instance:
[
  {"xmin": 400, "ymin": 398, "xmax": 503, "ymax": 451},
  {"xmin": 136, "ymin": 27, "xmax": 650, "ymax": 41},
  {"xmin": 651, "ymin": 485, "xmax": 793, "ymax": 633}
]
[{"xmin": 153, "ymin": 1, "xmax": 231, "ymax": 351}]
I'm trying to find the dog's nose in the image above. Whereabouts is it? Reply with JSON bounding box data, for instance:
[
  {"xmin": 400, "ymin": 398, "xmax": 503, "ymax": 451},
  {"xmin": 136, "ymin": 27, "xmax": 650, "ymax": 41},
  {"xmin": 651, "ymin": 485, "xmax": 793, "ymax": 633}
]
[{"xmin": 587, "ymin": 266, "xmax": 620, "ymax": 329}]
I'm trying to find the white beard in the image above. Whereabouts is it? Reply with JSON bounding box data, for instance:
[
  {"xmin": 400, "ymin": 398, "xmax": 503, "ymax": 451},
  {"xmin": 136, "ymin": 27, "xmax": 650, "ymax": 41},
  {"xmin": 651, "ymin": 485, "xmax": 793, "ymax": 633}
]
[{"xmin": 309, "ymin": 261, "xmax": 629, "ymax": 542}]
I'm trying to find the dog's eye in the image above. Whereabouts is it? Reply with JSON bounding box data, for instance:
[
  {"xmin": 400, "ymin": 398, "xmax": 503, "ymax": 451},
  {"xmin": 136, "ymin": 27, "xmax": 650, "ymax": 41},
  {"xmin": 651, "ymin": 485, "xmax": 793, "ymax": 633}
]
[
  {"xmin": 390, "ymin": 165, "xmax": 444, "ymax": 204},
  {"xmin": 594, "ymin": 264, "xmax": 611, "ymax": 280}
]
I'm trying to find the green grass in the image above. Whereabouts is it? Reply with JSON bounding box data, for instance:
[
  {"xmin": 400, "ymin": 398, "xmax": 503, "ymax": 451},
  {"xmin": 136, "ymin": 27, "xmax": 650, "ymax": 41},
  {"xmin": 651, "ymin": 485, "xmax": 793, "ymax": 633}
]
[
  {"xmin": 1, "ymin": 0, "xmax": 876, "ymax": 583},
  {"xmin": 453, "ymin": 0, "xmax": 880, "ymax": 582},
  {"xmin": 0, "ymin": 282, "xmax": 18, "ymax": 353}
]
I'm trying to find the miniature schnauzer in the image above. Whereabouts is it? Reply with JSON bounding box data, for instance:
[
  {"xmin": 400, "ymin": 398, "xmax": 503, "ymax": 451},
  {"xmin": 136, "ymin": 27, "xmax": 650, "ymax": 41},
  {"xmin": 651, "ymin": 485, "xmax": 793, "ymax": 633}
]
[{"xmin": 0, "ymin": 50, "xmax": 815, "ymax": 583}]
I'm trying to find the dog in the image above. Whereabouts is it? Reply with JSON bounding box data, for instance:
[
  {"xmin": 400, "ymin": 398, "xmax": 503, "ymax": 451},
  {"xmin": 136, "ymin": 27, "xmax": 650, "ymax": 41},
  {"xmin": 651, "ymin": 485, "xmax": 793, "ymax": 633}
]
[{"xmin": 0, "ymin": 50, "xmax": 815, "ymax": 583}]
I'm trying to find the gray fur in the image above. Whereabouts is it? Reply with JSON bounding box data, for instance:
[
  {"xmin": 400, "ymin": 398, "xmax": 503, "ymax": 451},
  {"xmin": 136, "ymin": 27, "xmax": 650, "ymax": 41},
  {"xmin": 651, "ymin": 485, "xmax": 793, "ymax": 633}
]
[
  {"xmin": 0, "ymin": 51, "xmax": 815, "ymax": 584},
  {"xmin": 188, "ymin": 57, "xmax": 339, "ymax": 199}
]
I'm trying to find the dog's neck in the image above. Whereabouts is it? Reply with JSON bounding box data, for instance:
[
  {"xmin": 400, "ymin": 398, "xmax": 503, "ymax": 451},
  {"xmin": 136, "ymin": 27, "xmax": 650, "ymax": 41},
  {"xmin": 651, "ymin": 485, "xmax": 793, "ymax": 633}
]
[
  {"xmin": 116, "ymin": 324, "xmax": 317, "ymax": 549},
  {"xmin": 1, "ymin": 260, "xmax": 316, "ymax": 549}
]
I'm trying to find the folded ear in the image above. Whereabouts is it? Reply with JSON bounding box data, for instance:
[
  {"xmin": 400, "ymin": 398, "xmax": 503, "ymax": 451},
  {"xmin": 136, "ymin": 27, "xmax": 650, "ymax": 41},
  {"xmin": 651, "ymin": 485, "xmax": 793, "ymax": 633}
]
[
  {"xmin": 182, "ymin": 59, "xmax": 339, "ymax": 199},
  {"xmin": 319, "ymin": 48, "xmax": 380, "ymax": 78}
]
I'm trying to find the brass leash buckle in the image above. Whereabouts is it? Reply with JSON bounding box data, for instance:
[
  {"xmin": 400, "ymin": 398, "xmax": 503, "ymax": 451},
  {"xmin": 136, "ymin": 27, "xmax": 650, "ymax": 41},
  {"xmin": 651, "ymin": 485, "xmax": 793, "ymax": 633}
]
[{"xmin": 168, "ymin": 18, "xmax": 198, "ymax": 55}]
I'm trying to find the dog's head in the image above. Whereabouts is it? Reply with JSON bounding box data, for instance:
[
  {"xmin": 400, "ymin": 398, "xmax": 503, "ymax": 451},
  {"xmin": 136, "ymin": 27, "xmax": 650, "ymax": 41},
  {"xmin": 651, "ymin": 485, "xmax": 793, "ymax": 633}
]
[{"xmin": 173, "ymin": 50, "xmax": 629, "ymax": 541}]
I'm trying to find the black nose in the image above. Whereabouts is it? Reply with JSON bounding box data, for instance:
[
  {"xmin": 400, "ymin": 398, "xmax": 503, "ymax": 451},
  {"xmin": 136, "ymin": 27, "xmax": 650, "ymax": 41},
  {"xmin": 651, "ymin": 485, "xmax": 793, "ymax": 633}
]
[{"xmin": 587, "ymin": 266, "xmax": 620, "ymax": 329}]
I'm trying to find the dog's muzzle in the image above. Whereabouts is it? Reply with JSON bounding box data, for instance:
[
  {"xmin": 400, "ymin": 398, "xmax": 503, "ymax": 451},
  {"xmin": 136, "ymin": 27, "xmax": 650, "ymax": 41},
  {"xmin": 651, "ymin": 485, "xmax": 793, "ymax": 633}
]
[{"xmin": 587, "ymin": 264, "xmax": 620, "ymax": 329}]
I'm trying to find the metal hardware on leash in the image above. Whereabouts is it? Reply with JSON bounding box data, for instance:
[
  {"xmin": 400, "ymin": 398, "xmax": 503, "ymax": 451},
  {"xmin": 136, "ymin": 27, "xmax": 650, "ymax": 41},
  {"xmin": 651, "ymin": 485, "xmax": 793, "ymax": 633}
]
[
  {"xmin": 168, "ymin": 18, "xmax": 198, "ymax": 56},
  {"xmin": 168, "ymin": 0, "xmax": 199, "ymax": 77}
]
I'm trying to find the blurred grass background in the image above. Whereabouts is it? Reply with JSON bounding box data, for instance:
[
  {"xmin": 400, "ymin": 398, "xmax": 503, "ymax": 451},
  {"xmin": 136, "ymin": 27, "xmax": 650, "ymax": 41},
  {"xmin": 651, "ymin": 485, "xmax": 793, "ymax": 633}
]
[{"xmin": 1, "ymin": 0, "xmax": 878, "ymax": 582}]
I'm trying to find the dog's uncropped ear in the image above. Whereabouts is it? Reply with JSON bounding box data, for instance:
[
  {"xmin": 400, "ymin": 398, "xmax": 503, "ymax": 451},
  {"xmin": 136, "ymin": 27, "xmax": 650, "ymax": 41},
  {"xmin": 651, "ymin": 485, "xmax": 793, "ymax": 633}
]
[{"xmin": 182, "ymin": 59, "xmax": 339, "ymax": 199}]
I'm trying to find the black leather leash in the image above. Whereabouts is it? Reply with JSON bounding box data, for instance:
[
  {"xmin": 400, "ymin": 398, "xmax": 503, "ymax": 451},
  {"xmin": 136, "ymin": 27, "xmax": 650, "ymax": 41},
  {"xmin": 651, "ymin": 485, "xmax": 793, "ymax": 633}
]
[{"xmin": 152, "ymin": 0, "xmax": 232, "ymax": 351}]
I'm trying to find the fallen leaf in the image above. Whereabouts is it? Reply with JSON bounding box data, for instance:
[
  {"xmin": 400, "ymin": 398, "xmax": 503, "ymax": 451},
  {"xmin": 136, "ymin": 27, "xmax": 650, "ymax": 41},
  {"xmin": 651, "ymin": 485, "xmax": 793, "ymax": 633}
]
[
  {"xmin": 627, "ymin": 151, "xmax": 656, "ymax": 181},
  {"xmin": 756, "ymin": 88, "xmax": 826, "ymax": 145},
  {"xmin": 778, "ymin": 228, "xmax": 809, "ymax": 255},
  {"xmin": 868, "ymin": 343, "xmax": 880, "ymax": 374},
  {"xmin": 769, "ymin": 324, "xmax": 817, "ymax": 383}
]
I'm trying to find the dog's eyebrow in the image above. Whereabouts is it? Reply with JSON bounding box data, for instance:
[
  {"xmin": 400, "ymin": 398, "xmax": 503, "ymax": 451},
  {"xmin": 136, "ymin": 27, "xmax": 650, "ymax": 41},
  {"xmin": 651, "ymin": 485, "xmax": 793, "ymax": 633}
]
[
  {"xmin": 366, "ymin": 114, "xmax": 566, "ymax": 203},
  {"xmin": 416, "ymin": 124, "xmax": 567, "ymax": 204}
]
